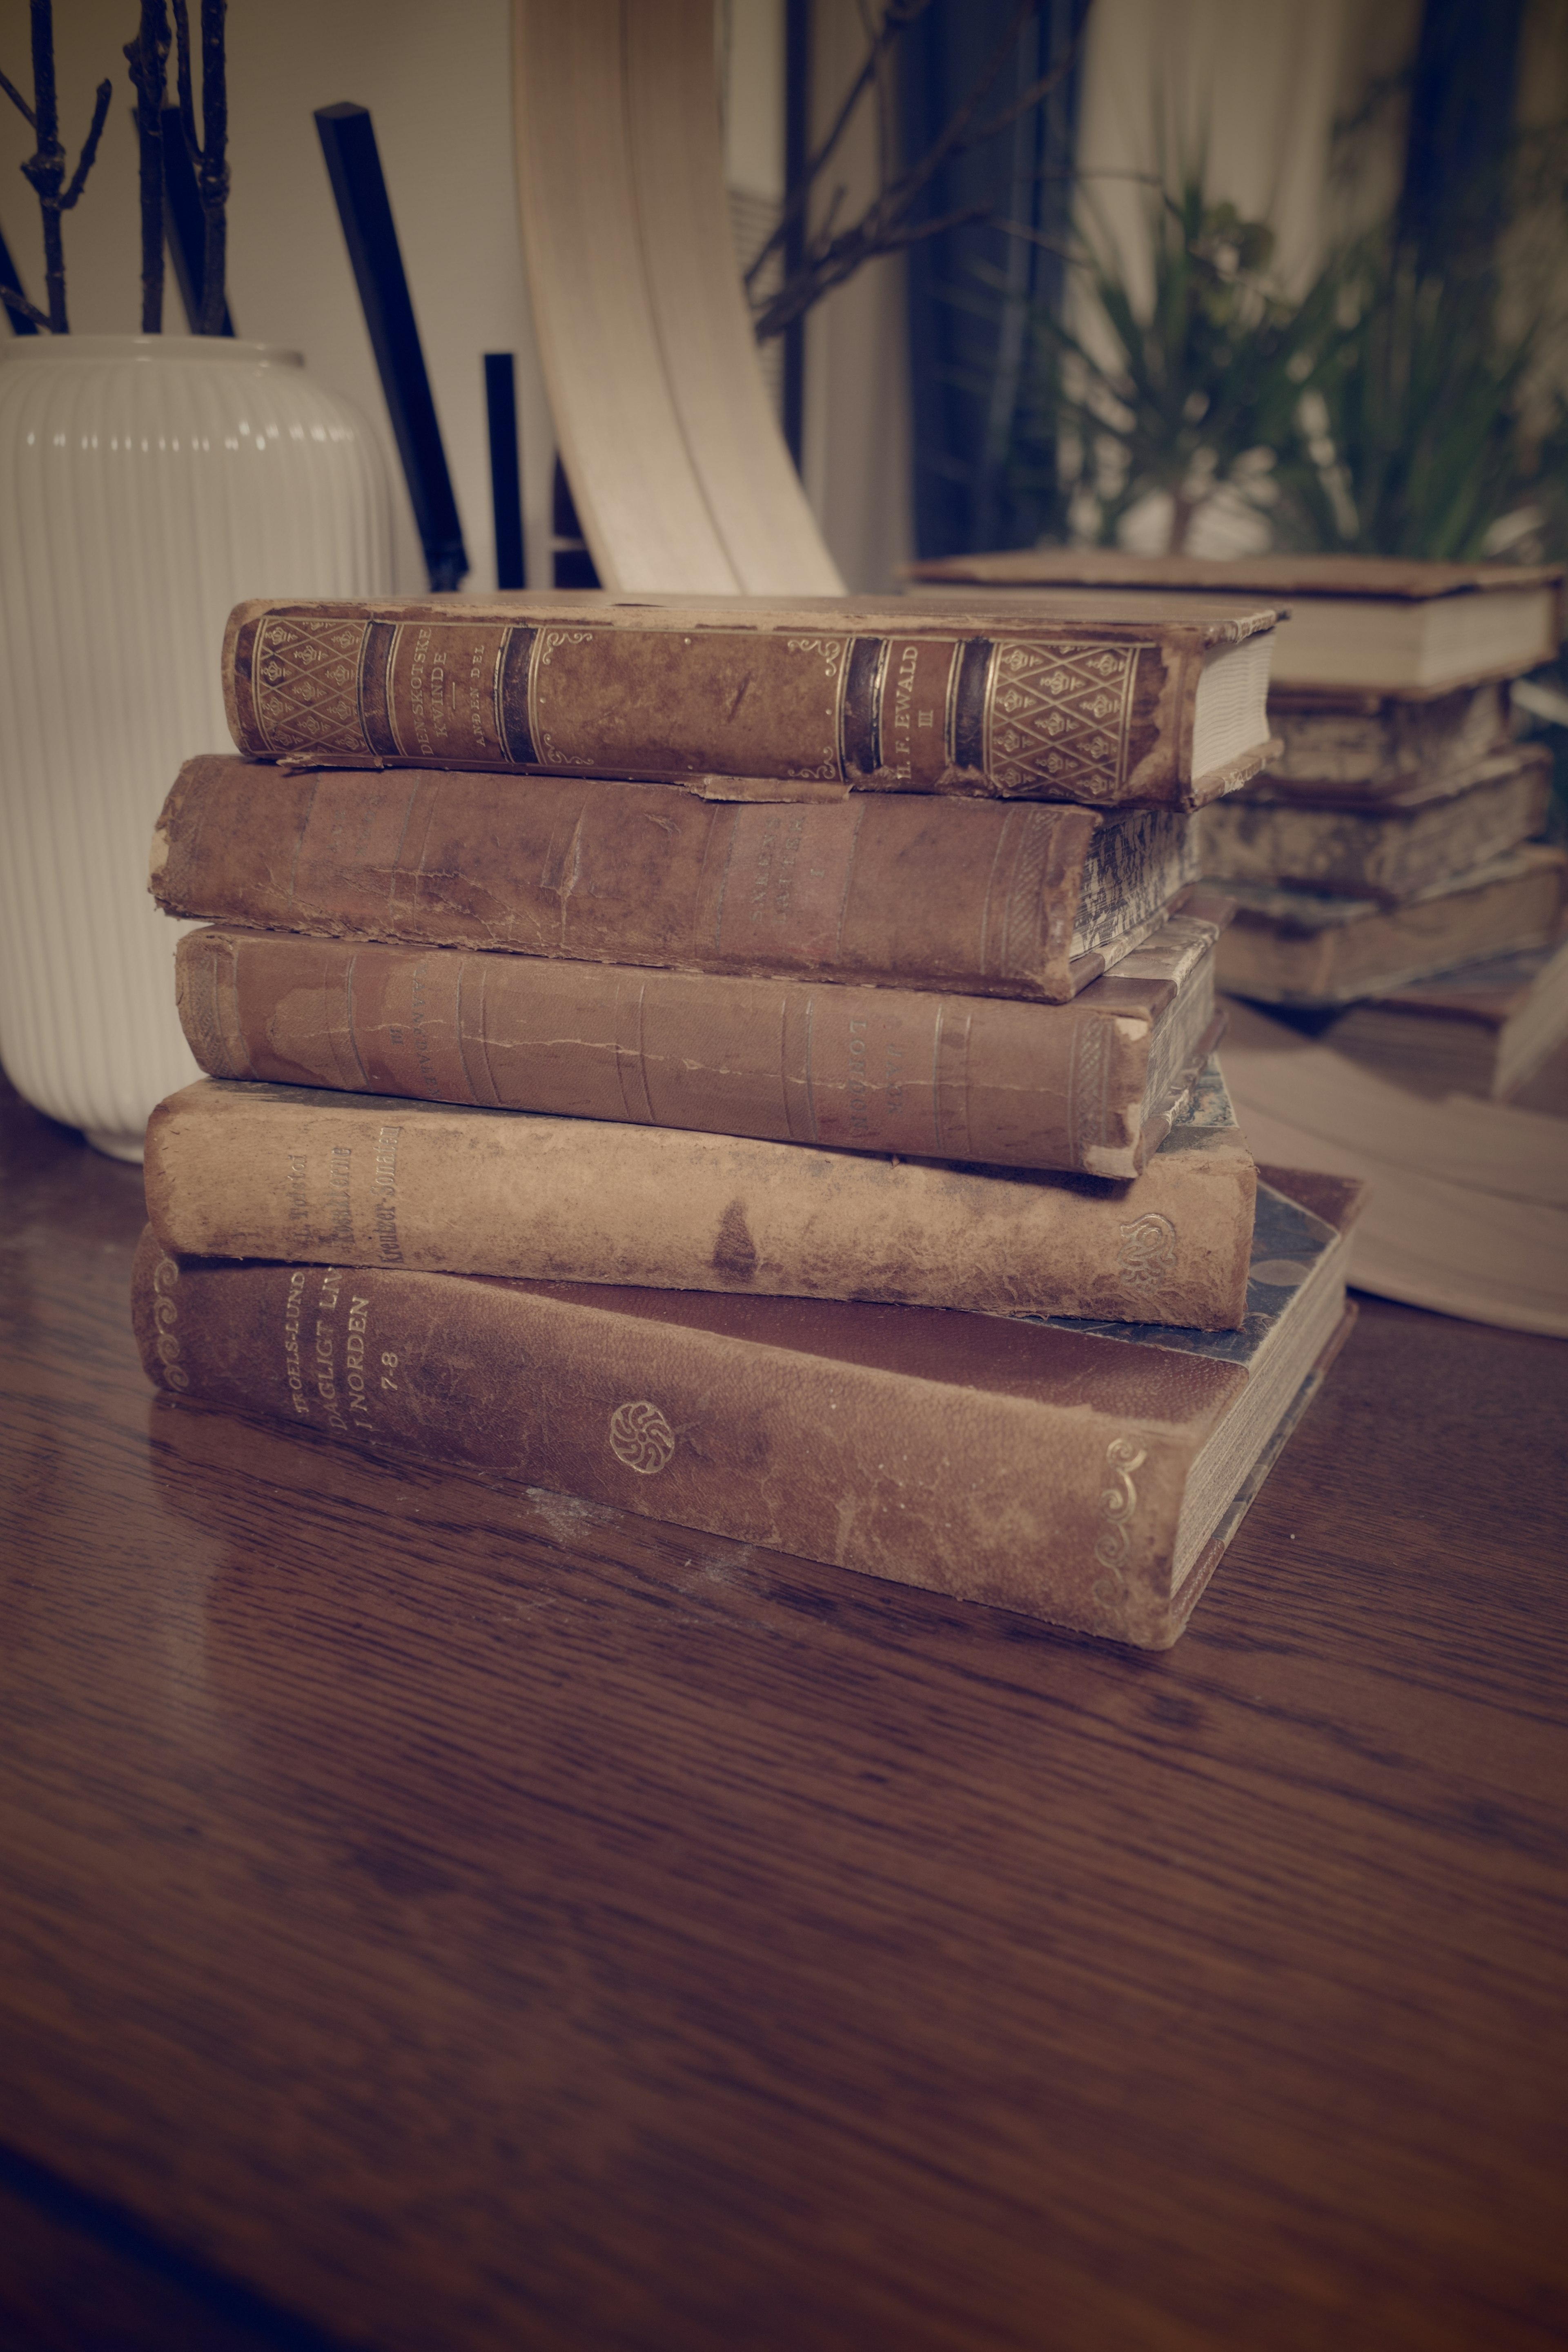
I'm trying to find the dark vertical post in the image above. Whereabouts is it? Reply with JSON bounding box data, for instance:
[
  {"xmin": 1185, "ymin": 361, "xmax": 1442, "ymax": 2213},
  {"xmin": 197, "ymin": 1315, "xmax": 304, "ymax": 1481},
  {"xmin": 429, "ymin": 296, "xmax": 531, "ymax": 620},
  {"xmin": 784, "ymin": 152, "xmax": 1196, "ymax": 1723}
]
[
  {"xmin": 782, "ymin": 0, "xmax": 810, "ymax": 471},
  {"xmin": 160, "ymin": 102, "xmax": 233, "ymax": 334},
  {"xmin": 483, "ymin": 353, "xmax": 526, "ymax": 590},
  {"xmin": 0, "ymin": 217, "xmax": 39, "ymax": 332},
  {"xmin": 314, "ymin": 101, "xmax": 469, "ymax": 593}
]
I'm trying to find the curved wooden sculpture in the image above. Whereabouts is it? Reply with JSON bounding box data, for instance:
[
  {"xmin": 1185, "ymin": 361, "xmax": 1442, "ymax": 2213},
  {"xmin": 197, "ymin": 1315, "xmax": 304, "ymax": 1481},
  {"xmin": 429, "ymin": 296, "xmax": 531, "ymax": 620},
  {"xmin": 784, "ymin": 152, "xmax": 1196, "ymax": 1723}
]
[{"xmin": 512, "ymin": 0, "xmax": 843, "ymax": 595}]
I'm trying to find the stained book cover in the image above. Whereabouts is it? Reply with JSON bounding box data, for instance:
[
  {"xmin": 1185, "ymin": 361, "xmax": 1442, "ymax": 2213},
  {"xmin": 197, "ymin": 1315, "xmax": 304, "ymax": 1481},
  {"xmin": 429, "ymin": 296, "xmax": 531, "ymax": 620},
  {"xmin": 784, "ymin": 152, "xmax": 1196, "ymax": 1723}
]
[
  {"xmin": 141, "ymin": 1057, "xmax": 1256, "ymax": 1330},
  {"xmin": 150, "ymin": 754, "xmax": 1199, "ymax": 1004},
  {"xmin": 173, "ymin": 903, "xmax": 1229, "ymax": 1180},
  {"xmin": 131, "ymin": 1178, "xmax": 1353, "ymax": 1648},
  {"xmin": 1198, "ymin": 745, "xmax": 1550, "ymax": 904},
  {"xmin": 222, "ymin": 592, "xmax": 1278, "ymax": 810}
]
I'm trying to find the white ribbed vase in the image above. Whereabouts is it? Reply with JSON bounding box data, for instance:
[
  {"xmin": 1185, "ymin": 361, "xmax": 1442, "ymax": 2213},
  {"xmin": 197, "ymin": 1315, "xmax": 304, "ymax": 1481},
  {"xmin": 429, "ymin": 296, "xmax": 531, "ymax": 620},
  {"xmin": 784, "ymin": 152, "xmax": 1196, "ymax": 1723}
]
[{"xmin": 0, "ymin": 335, "xmax": 392, "ymax": 1158}]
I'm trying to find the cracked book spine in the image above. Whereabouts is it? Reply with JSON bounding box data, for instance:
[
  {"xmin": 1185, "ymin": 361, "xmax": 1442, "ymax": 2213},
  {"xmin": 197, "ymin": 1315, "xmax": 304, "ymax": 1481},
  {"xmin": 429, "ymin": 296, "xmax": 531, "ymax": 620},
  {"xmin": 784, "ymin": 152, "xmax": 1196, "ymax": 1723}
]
[
  {"xmin": 173, "ymin": 911, "xmax": 1225, "ymax": 1178},
  {"xmin": 150, "ymin": 754, "xmax": 1194, "ymax": 1004}
]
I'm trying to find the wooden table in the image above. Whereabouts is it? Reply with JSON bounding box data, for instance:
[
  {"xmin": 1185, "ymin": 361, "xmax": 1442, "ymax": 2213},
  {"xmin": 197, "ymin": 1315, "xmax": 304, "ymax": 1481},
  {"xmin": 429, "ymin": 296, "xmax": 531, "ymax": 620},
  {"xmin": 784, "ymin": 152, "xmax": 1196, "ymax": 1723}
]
[{"xmin": 2, "ymin": 1078, "xmax": 1564, "ymax": 2352}]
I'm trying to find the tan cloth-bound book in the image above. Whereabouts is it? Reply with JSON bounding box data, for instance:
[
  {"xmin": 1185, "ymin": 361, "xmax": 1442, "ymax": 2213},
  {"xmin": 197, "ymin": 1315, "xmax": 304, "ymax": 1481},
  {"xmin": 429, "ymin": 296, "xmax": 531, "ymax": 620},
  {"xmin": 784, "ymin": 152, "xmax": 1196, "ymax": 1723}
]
[
  {"xmin": 150, "ymin": 755, "xmax": 1198, "ymax": 1005},
  {"xmin": 904, "ymin": 550, "xmax": 1563, "ymax": 694},
  {"xmin": 140, "ymin": 1058, "xmax": 1256, "ymax": 1332},
  {"xmin": 221, "ymin": 591, "xmax": 1281, "ymax": 811},
  {"xmin": 1198, "ymin": 744, "xmax": 1551, "ymax": 906},
  {"xmin": 130, "ymin": 1170, "xmax": 1358, "ymax": 1649},
  {"xmin": 173, "ymin": 901, "xmax": 1229, "ymax": 1181}
]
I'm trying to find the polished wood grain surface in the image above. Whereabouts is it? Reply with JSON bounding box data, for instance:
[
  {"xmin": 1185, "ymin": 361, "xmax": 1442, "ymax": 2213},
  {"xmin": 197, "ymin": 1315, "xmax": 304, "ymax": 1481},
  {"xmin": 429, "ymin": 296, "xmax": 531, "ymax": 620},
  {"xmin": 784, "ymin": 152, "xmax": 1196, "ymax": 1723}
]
[{"xmin": 2, "ymin": 1076, "xmax": 1565, "ymax": 2352}]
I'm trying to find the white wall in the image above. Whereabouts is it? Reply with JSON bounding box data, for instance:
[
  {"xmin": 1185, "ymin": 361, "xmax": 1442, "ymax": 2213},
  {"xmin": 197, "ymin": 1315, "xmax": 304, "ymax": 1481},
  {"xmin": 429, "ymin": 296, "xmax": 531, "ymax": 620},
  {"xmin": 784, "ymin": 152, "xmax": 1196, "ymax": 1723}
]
[
  {"xmin": 0, "ymin": 0, "xmax": 554, "ymax": 595},
  {"xmin": 2, "ymin": 0, "xmax": 912, "ymax": 594}
]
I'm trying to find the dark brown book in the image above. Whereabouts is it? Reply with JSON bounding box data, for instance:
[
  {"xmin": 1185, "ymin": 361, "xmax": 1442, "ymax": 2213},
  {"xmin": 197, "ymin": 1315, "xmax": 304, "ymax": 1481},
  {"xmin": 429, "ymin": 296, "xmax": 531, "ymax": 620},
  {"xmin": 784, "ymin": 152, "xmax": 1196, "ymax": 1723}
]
[
  {"xmin": 150, "ymin": 755, "xmax": 1198, "ymax": 1004},
  {"xmin": 173, "ymin": 902, "xmax": 1229, "ymax": 1180},
  {"xmin": 221, "ymin": 591, "xmax": 1282, "ymax": 810},
  {"xmin": 140, "ymin": 1058, "xmax": 1256, "ymax": 1330},
  {"xmin": 130, "ymin": 1170, "xmax": 1359, "ymax": 1648},
  {"xmin": 1198, "ymin": 744, "xmax": 1550, "ymax": 905},
  {"xmin": 904, "ymin": 551, "xmax": 1563, "ymax": 694},
  {"xmin": 1261, "ymin": 682, "xmax": 1509, "ymax": 798},
  {"xmin": 1214, "ymin": 846, "xmax": 1566, "ymax": 1006}
]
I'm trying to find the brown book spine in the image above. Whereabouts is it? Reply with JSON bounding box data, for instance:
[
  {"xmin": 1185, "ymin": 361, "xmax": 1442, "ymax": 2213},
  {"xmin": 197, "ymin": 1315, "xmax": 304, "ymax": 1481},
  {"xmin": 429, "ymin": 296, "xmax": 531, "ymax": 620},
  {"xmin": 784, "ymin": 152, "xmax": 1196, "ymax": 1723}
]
[
  {"xmin": 174, "ymin": 924, "xmax": 1219, "ymax": 1177},
  {"xmin": 150, "ymin": 756, "xmax": 1193, "ymax": 1002},
  {"xmin": 143, "ymin": 1080, "xmax": 1255, "ymax": 1328},
  {"xmin": 222, "ymin": 598, "xmax": 1244, "ymax": 807},
  {"xmin": 131, "ymin": 1228, "xmax": 1242, "ymax": 1645}
]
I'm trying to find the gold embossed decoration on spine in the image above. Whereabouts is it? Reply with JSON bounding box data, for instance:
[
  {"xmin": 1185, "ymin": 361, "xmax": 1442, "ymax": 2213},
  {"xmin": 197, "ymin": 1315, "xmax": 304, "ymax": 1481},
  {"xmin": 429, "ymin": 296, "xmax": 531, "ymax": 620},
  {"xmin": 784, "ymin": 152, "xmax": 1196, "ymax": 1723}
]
[
  {"xmin": 983, "ymin": 641, "xmax": 1143, "ymax": 799},
  {"xmin": 249, "ymin": 614, "xmax": 379, "ymax": 761}
]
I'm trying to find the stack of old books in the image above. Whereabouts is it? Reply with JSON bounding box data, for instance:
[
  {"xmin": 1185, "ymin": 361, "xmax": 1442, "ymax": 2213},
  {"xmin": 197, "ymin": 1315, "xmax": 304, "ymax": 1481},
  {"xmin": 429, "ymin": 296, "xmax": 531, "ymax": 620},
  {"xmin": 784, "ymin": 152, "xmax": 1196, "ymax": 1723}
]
[
  {"xmin": 134, "ymin": 591, "xmax": 1362, "ymax": 1647},
  {"xmin": 908, "ymin": 550, "xmax": 1568, "ymax": 1333}
]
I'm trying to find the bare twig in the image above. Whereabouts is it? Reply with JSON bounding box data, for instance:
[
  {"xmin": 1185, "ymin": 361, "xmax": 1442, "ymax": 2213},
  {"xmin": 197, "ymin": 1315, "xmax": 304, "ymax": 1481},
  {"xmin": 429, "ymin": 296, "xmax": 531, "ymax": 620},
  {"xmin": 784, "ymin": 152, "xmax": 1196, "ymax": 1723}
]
[
  {"xmin": 748, "ymin": 0, "xmax": 1089, "ymax": 345},
  {"xmin": 125, "ymin": 0, "xmax": 172, "ymax": 332},
  {"xmin": 1, "ymin": 279, "xmax": 49, "ymax": 327},
  {"xmin": 172, "ymin": 0, "xmax": 229, "ymax": 333},
  {"xmin": 0, "ymin": 65, "xmax": 36, "ymax": 124},
  {"xmin": 60, "ymin": 77, "xmax": 111, "ymax": 208},
  {"xmin": 9, "ymin": 1, "xmax": 113, "ymax": 331}
]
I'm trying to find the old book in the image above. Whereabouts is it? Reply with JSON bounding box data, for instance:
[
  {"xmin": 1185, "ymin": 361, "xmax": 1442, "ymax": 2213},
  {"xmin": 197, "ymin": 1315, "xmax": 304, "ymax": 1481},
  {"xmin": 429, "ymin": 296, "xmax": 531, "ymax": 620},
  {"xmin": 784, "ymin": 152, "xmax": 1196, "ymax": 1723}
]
[
  {"xmin": 1198, "ymin": 743, "xmax": 1550, "ymax": 904},
  {"xmin": 149, "ymin": 755, "xmax": 1199, "ymax": 1004},
  {"xmin": 904, "ymin": 550, "xmax": 1563, "ymax": 693},
  {"xmin": 141, "ymin": 1056, "xmax": 1256, "ymax": 1330},
  {"xmin": 221, "ymin": 590, "xmax": 1281, "ymax": 809},
  {"xmin": 1262, "ymin": 682, "xmax": 1509, "ymax": 800},
  {"xmin": 130, "ymin": 1171, "xmax": 1357, "ymax": 1649},
  {"xmin": 173, "ymin": 902, "xmax": 1229, "ymax": 1180},
  {"xmin": 1214, "ymin": 846, "xmax": 1566, "ymax": 1006},
  {"xmin": 1285, "ymin": 937, "xmax": 1568, "ymax": 1104},
  {"xmin": 1221, "ymin": 997, "xmax": 1568, "ymax": 1336}
]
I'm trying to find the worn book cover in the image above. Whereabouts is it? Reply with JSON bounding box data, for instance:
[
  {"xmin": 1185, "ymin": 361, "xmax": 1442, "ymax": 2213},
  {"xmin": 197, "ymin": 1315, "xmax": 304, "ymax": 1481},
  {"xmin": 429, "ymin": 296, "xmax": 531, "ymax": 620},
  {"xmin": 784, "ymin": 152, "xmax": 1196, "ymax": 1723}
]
[
  {"xmin": 904, "ymin": 550, "xmax": 1563, "ymax": 695},
  {"xmin": 151, "ymin": 755, "xmax": 1199, "ymax": 1004},
  {"xmin": 131, "ymin": 1172, "xmax": 1357, "ymax": 1649},
  {"xmin": 141, "ymin": 1056, "xmax": 1256, "ymax": 1330},
  {"xmin": 222, "ymin": 591, "xmax": 1280, "ymax": 810},
  {"xmin": 174, "ymin": 901, "xmax": 1231, "ymax": 1179},
  {"xmin": 1214, "ymin": 846, "xmax": 1567, "ymax": 1005},
  {"xmin": 1198, "ymin": 744, "xmax": 1550, "ymax": 904}
]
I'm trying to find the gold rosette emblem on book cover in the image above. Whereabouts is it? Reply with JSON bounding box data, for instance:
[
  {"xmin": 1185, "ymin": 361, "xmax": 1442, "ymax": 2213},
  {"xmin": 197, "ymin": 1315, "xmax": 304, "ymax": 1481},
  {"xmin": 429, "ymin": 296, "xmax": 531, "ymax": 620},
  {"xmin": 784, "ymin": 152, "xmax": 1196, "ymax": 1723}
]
[{"xmin": 609, "ymin": 1400, "xmax": 677, "ymax": 1476}]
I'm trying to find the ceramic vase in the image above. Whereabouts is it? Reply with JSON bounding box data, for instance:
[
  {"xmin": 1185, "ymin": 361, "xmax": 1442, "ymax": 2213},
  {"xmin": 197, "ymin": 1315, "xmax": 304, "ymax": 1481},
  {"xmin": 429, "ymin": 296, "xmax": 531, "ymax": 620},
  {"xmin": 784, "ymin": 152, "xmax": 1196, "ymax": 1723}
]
[{"xmin": 0, "ymin": 334, "xmax": 392, "ymax": 1158}]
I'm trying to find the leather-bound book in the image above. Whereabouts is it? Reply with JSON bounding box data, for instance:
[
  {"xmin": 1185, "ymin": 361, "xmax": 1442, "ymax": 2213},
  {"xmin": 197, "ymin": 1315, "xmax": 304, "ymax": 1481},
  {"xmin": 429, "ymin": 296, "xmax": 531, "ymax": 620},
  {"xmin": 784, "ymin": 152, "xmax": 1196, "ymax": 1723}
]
[
  {"xmin": 1199, "ymin": 743, "xmax": 1550, "ymax": 906},
  {"xmin": 904, "ymin": 550, "xmax": 1562, "ymax": 693},
  {"xmin": 130, "ymin": 1172, "xmax": 1359, "ymax": 1650},
  {"xmin": 151, "ymin": 755, "xmax": 1199, "ymax": 1004},
  {"xmin": 1263, "ymin": 682, "xmax": 1509, "ymax": 800},
  {"xmin": 1283, "ymin": 938, "xmax": 1568, "ymax": 1107},
  {"xmin": 173, "ymin": 901, "xmax": 1229, "ymax": 1180},
  {"xmin": 141, "ymin": 1057, "xmax": 1256, "ymax": 1331},
  {"xmin": 221, "ymin": 590, "xmax": 1281, "ymax": 810},
  {"xmin": 1214, "ymin": 847, "xmax": 1566, "ymax": 1007}
]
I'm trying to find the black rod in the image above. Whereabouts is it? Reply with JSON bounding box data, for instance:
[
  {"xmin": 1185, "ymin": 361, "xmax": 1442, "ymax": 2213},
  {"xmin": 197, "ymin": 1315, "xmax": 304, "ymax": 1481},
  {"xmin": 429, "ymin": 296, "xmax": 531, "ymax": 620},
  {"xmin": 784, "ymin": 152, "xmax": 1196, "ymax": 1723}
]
[
  {"xmin": 0, "ymin": 214, "xmax": 40, "ymax": 334},
  {"xmin": 483, "ymin": 352, "xmax": 525, "ymax": 590},
  {"xmin": 782, "ymin": 0, "xmax": 810, "ymax": 470},
  {"xmin": 314, "ymin": 101, "xmax": 468, "ymax": 592},
  {"xmin": 160, "ymin": 102, "xmax": 234, "ymax": 335}
]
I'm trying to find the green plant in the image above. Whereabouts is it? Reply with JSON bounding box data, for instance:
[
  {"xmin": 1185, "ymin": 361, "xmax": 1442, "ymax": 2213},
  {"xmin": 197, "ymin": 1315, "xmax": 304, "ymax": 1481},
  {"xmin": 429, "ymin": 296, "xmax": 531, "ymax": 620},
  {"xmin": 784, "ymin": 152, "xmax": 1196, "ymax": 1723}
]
[
  {"xmin": 1011, "ymin": 176, "xmax": 1348, "ymax": 552},
  {"xmin": 1266, "ymin": 232, "xmax": 1568, "ymax": 562},
  {"xmin": 1013, "ymin": 163, "xmax": 1568, "ymax": 564}
]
